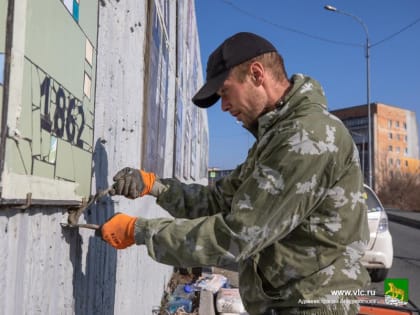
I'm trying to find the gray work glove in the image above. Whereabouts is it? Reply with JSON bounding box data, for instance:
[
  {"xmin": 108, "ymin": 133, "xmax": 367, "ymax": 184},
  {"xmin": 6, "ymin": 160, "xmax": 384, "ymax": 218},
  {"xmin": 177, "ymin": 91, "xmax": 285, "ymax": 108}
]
[{"xmin": 110, "ymin": 167, "xmax": 147, "ymax": 199}]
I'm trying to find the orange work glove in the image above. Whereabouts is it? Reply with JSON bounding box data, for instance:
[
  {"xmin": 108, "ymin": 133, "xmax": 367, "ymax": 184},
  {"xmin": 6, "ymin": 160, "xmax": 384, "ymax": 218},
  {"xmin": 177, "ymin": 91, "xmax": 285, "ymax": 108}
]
[
  {"xmin": 139, "ymin": 170, "xmax": 156, "ymax": 196},
  {"xmin": 111, "ymin": 167, "xmax": 156, "ymax": 198},
  {"xmin": 101, "ymin": 213, "xmax": 137, "ymax": 249}
]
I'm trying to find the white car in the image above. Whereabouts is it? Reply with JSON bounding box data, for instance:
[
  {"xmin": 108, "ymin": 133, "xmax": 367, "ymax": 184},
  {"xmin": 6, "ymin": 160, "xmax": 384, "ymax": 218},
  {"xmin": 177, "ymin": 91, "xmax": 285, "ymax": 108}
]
[{"xmin": 361, "ymin": 185, "xmax": 394, "ymax": 282}]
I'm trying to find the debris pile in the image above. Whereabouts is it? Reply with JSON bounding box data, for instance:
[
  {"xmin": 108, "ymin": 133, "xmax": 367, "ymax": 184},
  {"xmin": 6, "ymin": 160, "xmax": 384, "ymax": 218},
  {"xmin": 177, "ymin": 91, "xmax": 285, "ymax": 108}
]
[{"xmin": 156, "ymin": 268, "xmax": 248, "ymax": 315}]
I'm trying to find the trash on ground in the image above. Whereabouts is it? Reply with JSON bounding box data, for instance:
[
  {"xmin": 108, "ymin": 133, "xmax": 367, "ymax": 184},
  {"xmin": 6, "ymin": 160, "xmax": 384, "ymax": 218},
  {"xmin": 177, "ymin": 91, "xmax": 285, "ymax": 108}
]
[{"xmin": 216, "ymin": 288, "xmax": 246, "ymax": 314}]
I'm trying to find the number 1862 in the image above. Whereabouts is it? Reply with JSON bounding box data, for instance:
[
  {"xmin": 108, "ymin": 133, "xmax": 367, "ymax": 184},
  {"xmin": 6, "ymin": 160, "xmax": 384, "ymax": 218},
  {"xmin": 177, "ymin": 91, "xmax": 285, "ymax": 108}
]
[{"xmin": 40, "ymin": 76, "xmax": 86, "ymax": 149}]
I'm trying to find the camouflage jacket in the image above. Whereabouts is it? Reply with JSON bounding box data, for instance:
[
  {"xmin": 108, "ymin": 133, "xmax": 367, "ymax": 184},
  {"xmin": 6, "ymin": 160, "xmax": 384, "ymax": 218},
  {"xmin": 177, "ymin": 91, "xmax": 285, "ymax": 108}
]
[{"xmin": 135, "ymin": 74, "xmax": 370, "ymax": 315}]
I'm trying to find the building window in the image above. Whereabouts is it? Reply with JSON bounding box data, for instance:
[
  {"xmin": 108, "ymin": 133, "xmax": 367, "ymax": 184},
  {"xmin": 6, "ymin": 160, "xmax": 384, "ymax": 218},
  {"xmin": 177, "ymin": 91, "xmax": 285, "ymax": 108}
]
[
  {"xmin": 388, "ymin": 145, "xmax": 393, "ymax": 152},
  {"xmin": 405, "ymin": 160, "xmax": 409, "ymax": 167},
  {"xmin": 396, "ymin": 159, "xmax": 401, "ymax": 167},
  {"xmin": 388, "ymin": 132, "xmax": 393, "ymax": 140},
  {"xmin": 395, "ymin": 121, "xmax": 400, "ymax": 128},
  {"xmin": 403, "ymin": 122, "xmax": 407, "ymax": 130},
  {"xmin": 389, "ymin": 158, "xmax": 393, "ymax": 165},
  {"xmin": 388, "ymin": 119, "xmax": 392, "ymax": 128},
  {"xmin": 342, "ymin": 117, "xmax": 369, "ymax": 128},
  {"xmin": 405, "ymin": 135, "xmax": 408, "ymax": 142},
  {"xmin": 405, "ymin": 147, "xmax": 408, "ymax": 155},
  {"xmin": 396, "ymin": 134, "xmax": 401, "ymax": 141},
  {"xmin": 396, "ymin": 147, "xmax": 400, "ymax": 153}
]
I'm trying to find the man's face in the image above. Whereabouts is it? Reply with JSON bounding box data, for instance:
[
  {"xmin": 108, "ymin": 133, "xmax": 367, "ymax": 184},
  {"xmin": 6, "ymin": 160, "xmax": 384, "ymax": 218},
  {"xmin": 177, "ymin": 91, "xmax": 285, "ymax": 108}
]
[{"xmin": 217, "ymin": 71, "xmax": 267, "ymax": 129}]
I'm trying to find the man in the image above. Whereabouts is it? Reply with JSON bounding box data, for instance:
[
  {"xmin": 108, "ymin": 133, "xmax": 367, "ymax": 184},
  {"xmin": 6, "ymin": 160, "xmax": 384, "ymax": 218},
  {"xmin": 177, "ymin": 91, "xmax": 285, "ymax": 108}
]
[{"xmin": 101, "ymin": 32, "xmax": 370, "ymax": 315}]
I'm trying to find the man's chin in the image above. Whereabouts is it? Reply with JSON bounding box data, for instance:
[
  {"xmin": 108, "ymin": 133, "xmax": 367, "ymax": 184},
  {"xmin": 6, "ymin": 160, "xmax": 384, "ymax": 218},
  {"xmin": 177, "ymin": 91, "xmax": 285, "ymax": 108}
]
[{"xmin": 243, "ymin": 121, "xmax": 258, "ymax": 131}]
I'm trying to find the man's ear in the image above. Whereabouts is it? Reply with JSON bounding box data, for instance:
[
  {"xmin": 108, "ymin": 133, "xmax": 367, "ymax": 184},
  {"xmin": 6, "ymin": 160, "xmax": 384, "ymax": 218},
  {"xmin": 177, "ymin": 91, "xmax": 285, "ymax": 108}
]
[{"xmin": 250, "ymin": 61, "xmax": 264, "ymax": 85}]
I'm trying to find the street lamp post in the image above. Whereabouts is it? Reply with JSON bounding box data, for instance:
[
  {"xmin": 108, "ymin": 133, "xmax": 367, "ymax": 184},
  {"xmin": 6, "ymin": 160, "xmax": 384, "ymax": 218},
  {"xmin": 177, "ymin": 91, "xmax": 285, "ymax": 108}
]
[
  {"xmin": 324, "ymin": 5, "xmax": 373, "ymax": 188},
  {"xmin": 350, "ymin": 130, "xmax": 366, "ymax": 178}
]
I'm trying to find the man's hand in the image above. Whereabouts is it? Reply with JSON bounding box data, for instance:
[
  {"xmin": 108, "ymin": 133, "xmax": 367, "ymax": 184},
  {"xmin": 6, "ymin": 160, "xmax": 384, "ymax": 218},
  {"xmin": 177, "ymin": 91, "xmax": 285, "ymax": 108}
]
[
  {"xmin": 110, "ymin": 167, "xmax": 156, "ymax": 199},
  {"xmin": 101, "ymin": 213, "xmax": 137, "ymax": 249}
]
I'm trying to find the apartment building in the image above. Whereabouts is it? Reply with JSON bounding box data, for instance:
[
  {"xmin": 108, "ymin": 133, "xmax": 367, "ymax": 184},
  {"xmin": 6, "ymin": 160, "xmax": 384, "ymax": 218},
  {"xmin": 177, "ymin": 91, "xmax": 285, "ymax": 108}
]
[{"xmin": 331, "ymin": 103, "xmax": 420, "ymax": 189}]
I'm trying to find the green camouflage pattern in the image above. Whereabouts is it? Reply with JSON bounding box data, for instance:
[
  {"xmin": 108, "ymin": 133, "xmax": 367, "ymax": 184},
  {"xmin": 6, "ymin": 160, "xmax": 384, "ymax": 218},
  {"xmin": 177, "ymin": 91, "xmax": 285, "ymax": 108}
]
[{"xmin": 135, "ymin": 74, "xmax": 370, "ymax": 315}]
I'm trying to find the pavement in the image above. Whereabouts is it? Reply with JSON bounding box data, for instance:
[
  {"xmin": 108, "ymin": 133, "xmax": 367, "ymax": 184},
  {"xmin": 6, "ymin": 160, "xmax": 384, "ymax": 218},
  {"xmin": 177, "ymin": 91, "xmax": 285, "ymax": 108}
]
[{"xmin": 386, "ymin": 208, "xmax": 420, "ymax": 229}]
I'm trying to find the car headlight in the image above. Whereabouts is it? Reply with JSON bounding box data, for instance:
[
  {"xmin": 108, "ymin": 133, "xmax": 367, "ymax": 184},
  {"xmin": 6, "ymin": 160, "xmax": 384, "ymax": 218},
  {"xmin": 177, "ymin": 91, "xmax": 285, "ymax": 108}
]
[{"xmin": 377, "ymin": 213, "xmax": 389, "ymax": 233}]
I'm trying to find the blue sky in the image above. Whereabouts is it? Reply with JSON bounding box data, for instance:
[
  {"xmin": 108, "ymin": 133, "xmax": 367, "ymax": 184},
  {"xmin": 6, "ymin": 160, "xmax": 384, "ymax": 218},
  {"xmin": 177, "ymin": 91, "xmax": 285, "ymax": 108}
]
[{"xmin": 195, "ymin": 0, "xmax": 420, "ymax": 169}]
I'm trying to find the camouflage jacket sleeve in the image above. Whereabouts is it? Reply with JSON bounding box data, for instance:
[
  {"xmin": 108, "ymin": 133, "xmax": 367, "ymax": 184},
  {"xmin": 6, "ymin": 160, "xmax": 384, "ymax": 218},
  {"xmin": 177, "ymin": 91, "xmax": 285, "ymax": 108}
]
[
  {"xmin": 151, "ymin": 165, "xmax": 244, "ymax": 219},
  {"xmin": 134, "ymin": 113, "xmax": 361, "ymax": 268}
]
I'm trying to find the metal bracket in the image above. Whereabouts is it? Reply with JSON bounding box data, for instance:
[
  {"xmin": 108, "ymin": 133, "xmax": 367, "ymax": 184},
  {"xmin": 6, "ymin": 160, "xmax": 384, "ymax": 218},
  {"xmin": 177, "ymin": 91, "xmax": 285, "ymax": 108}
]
[
  {"xmin": 65, "ymin": 187, "xmax": 112, "ymax": 226},
  {"xmin": 17, "ymin": 192, "xmax": 32, "ymax": 210},
  {"xmin": 67, "ymin": 197, "xmax": 88, "ymax": 225}
]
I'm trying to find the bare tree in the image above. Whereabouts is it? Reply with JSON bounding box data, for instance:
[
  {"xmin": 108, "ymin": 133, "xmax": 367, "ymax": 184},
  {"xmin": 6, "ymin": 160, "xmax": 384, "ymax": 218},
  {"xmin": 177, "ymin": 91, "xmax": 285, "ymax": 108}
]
[
  {"xmin": 375, "ymin": 149, "xmax": 420, "ymax": 211},
  {"xmin": 377, "ymin": 169, "xmax": 420, "ymax": 211}
]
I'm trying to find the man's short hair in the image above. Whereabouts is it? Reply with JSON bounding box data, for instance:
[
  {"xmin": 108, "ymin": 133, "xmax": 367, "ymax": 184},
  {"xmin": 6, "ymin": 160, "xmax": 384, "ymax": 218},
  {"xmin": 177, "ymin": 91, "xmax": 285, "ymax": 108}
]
[{"xmin": 232, "ymin": 51, "xmax": 288, "ymax": 83}]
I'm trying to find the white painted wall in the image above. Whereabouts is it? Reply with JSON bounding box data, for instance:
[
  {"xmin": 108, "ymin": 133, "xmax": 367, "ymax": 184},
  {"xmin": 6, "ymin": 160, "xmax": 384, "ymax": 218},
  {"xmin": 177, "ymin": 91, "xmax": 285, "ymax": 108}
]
[{"xmin": 94, "ymin": 1, "xmax": 173, "ymax": 314}]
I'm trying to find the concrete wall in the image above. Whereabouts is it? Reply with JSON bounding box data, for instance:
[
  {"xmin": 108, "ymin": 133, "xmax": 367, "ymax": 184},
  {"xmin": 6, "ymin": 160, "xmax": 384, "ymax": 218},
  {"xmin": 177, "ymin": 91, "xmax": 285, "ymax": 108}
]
[
  {"xmin": 406, "ymin": 110, "xmax": 419, "ymax": 159},
  {"xmin": 0, "ymin": 1, "xmax": 207, "ymax": 314}
]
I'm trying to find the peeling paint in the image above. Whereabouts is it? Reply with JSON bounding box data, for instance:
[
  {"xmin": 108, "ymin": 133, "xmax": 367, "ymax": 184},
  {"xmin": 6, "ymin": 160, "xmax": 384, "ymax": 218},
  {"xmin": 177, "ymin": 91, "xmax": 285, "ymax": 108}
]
[{"xmin": 0, "ymin": 1, "xmax": 207, "ymax": 314}]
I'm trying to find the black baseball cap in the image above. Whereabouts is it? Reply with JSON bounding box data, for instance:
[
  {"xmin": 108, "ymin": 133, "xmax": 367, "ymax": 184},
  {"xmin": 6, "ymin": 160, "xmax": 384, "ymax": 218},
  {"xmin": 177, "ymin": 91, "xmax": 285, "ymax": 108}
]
[{"xmin": 192, "ymin": 32, "xmax": 277, "ymax": 108}]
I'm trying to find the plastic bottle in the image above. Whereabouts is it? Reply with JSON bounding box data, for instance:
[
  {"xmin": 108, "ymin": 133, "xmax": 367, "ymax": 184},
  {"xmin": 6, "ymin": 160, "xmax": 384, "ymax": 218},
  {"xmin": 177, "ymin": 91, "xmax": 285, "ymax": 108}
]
[
  {"xmin": 166, "ymin": 284, "xmax": 195, "ymax": 314},
  {"xmin": 195, "ymin": 273, "xmax": 228, "ymax": 293}
]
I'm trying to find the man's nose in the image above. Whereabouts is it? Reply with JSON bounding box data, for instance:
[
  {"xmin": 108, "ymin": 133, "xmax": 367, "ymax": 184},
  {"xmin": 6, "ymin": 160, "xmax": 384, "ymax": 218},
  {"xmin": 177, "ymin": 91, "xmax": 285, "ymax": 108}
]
[{"xmin": 221, "ymin": 98, "xmax": 230, "ymax": 112}]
